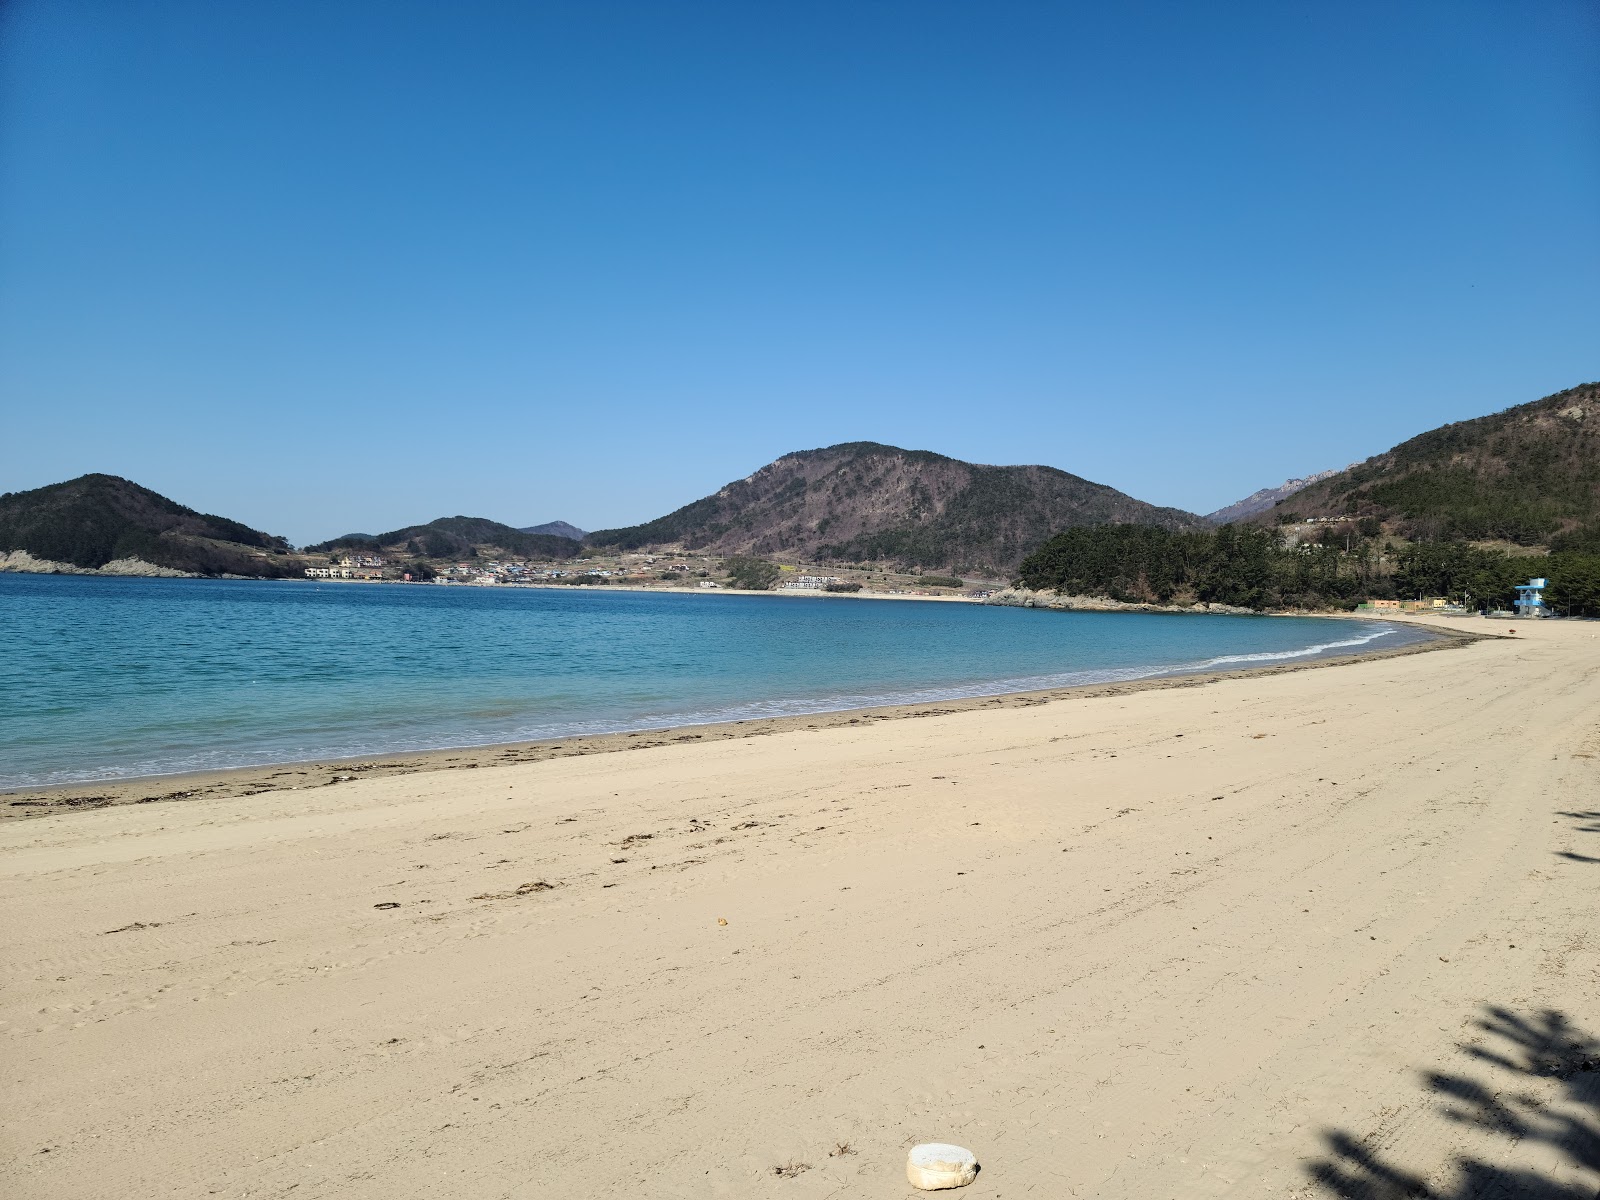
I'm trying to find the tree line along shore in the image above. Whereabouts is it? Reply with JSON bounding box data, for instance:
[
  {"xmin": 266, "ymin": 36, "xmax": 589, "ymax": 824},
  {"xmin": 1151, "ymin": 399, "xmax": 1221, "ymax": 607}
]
[{"xmin": 1014, "ymin": 522, "xmax": 1600, "ymax": 616}]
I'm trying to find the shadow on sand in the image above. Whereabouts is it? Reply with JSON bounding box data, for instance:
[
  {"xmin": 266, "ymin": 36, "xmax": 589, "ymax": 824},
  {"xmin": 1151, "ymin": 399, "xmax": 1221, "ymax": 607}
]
[
  {"xmin": 1305, "ymin": 1006, "xmax": 1600, "ymax": 1199},
  {"xmin": 1556, "ymin": 810, "xmax": 1600, "ymax": 864}
]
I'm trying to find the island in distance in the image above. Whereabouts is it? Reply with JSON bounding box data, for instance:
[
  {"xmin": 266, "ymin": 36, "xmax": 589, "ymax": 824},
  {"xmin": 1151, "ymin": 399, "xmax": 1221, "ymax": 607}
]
[
  {"xmin": 0, "ymin": 443, "xmax": 1208, "ymax": 583},
  {"xmin": 0, "ymin": 473, "xmax": 298, "ymax": 578},
  {"xmin": 2, "ymin": 382, "xmax": 1596, "ymax": 597},
  {"xmin": 305, "ymin": 518, "xmax": 582, "ymax": 564}
]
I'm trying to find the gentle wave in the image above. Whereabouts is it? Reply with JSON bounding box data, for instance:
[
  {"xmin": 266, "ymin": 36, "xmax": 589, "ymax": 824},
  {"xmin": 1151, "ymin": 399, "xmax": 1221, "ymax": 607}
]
[
  {"xmin": 1191, "ymin": 626, "xmax": 1394, "ymax": 668},
  {"xmin": 6, "ymin": 621, "xmax": 1410, "ymax": 788},
  {"xmin": 609, "ymin": 623, "xmax": 1401, "ymax": 726}
]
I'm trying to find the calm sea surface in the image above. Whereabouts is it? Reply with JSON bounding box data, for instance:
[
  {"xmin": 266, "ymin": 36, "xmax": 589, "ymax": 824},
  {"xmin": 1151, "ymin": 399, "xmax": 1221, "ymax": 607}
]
[{"xmin": 0, "ymin": 574, "xmax": 1432, "ymax": 789}]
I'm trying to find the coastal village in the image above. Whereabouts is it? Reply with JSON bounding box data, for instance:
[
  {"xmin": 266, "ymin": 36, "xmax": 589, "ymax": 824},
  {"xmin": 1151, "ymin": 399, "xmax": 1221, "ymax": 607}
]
[
  {"xmin": 299, "ymin": 545, "xmax": 1554, "ymax": 616},
  {"xmin": 303, "ymin": 549, "xmax": 1005, "ymax": 598}
]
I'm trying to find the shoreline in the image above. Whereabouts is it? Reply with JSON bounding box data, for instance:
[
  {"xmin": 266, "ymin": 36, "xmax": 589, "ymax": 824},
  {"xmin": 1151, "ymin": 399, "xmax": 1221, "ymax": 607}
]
[
  {"xmin": 15, "ymin": 566, "xmax": 1523, "ymax": 618},
  {"xmin": 482, "ymin": 581, "xmax": 986, "ymax": 601},
  {"xmin": 0, "ymin": 569, "xmax": 991, "ymax": 600},
  {"xmin": 6, "ymin": 610, "xmax": 1591, "ymax": 1198},
  {"xmin": 2, "ymin": 617, "xmax": 1483, "ymax": 819}
]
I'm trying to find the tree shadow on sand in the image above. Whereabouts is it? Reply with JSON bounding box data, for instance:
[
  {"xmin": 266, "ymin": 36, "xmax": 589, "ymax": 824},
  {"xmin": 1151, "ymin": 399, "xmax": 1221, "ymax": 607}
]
[
  {"xmin": 1555, "ymin": 810, "xmax": 1600, "ymax": 864},
  {"xmin": 1305, "ymin": 1006, "xmax": 1600, "ymax": 1199}
]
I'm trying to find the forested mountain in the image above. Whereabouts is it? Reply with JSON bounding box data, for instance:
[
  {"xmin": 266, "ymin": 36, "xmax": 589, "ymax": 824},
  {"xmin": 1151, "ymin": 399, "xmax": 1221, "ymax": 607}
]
[
  {"xmin": 306, "ymin": 516, "xmax": 581, "ymax": 561},
  {"xmin": 586, "ymin": 442, "xmax": 1206, "ymax": 574},
  {"xmin": 1258, "ymin": 382, "xmax": 1600, "ymax": 546},
  {"xmin": 0, "ymin": 474, "xmax": 297, "ymax": 577},
  {"xmin": 1016, "ymin": 381, "xmax": 1600, "ymax": 616}
]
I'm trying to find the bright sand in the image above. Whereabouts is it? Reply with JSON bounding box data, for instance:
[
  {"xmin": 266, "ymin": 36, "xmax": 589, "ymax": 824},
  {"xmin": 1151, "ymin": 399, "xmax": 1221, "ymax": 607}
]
[{"xmin": 3, "ymin": 615, "xmax": 1597, "ymax": 1198}]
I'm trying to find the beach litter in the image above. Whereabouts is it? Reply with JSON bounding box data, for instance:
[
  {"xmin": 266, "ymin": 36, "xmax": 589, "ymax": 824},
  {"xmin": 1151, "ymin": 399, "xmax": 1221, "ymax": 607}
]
[{"xmin": 907, "ymin": 1143, "xmax": 978, "ymax": 1190}]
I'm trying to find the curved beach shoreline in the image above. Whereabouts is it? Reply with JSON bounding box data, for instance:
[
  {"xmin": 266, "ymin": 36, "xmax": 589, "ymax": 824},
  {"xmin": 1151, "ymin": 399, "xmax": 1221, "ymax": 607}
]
[
  {"xmin": 2, "ymin": 614, "xmax": 1476, "ymax": 818},
  {"xmin": 2, "ymin": 611, "xmax": 1595, "ymax": 1199}
]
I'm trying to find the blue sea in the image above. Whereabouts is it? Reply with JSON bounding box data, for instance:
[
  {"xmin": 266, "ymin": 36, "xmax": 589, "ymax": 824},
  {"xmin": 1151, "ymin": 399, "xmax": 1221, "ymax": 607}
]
[{"xmin": 0, "ymin": 574, "xmax": 1432, "ymax": 789}]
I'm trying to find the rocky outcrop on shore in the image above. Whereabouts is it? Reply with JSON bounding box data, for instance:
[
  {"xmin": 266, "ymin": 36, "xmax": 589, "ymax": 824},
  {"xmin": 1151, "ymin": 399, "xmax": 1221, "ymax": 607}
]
[
  {"xmin": 0, "ymin": 550, "xmax": 195, "ymax": 578},
  {"xmin": 982, "ymin": 587, "xmax": 1256, "ymax": 615}
]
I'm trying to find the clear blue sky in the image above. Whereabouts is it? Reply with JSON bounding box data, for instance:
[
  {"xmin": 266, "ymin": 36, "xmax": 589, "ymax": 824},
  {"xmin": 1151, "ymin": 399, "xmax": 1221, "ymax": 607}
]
[{"xmin": 2, "ymin": 1, "xmax": 1595, "ymax": 545}]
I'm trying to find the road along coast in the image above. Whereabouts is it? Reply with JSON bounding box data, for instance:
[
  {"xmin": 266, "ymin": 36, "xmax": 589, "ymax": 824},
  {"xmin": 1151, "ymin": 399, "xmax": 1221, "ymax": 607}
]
[{"xmin": 4, "ymin": 614, "xmax": 1596, "ymax": 1198}]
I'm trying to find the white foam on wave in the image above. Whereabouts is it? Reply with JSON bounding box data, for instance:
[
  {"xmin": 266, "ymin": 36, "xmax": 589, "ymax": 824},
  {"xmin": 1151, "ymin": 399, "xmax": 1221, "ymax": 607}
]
[
  {"xmin": 1189, "ymin": 625, "xmax": 1394, "ymax": 668},
  {"xmin": 645, "ymin": 624, "xmax": 1403, "ymax": 722}
]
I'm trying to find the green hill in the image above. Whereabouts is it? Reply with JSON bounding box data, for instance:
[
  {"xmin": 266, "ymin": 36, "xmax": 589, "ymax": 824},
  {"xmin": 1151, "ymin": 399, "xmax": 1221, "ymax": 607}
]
[
  {"xmin": 587, "ymin": 441, "xmax": 1205, "ymax": 575},
  {"xmin": 0, "ymin": 474, "xmax": 297, "ymax": 577},
  {"xmin": 1260, "ymin": 382, "xmax": 1600, "ymax": 547},
  {"xmin": 306, "ymin": 516, "xmax": 581, "ymax": 561}
]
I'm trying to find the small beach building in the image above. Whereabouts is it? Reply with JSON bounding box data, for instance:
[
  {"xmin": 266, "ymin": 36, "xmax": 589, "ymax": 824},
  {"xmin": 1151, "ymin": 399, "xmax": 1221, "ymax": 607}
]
[{"xmin": 1514, "ymin": 577, "xmax": 1549, "ymax": 618}]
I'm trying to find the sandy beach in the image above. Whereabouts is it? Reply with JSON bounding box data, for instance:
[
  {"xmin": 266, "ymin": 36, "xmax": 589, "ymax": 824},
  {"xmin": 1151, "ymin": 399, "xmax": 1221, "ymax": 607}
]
[
  {"xmin": 0, "ymin": 615, "xmax": 1459, "ymax": 818},
  {"xmin": 3, "ymin": 614, "xmax": 1597, "ymax": 1198}
]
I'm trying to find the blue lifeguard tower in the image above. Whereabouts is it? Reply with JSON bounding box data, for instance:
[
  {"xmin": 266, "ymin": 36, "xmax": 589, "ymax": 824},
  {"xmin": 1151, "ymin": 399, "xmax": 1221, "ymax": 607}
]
[{"xmin": 1514, "ymin": 577, "xmax": 1549, "ymax": 618}]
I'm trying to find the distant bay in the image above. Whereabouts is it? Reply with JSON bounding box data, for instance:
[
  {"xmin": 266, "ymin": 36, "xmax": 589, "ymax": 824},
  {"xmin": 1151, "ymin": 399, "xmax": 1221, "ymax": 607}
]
[{"xmin": 0, "ymin": 575, "xmax": 1433, "ymax": 789}]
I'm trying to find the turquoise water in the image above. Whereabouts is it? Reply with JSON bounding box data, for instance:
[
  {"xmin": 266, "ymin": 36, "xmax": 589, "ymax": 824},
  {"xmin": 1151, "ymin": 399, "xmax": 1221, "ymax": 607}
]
[{"xmin": 0, "ymin": 574, "xmax": 1431, "ymax": 789}]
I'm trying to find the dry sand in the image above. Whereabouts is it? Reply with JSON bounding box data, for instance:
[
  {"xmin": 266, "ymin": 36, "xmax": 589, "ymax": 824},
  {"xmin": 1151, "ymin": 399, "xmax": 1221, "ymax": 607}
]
[{"xmin": 3, "ymin": 614, "xmax": 1597, "ymax": 1198}]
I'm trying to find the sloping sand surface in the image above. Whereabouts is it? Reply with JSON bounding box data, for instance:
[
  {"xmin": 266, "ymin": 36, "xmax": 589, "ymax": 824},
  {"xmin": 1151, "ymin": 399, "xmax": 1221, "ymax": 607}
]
[{"xmin": 3, "ymin": 617, "xmax": 1597, "ymax": 1198}]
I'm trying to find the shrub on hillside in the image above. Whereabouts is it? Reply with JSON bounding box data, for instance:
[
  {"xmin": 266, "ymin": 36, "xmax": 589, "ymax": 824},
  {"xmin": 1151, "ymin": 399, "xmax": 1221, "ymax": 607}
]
[{"xmin": 724, "ymin": 556, "xmax": 782, "ymax": 590}]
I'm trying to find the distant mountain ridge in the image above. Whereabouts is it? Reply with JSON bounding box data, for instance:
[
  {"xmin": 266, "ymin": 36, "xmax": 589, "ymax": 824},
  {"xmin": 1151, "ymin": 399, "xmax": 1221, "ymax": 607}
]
[
  {"xmin": 1205, "ymin": 469, "xmax": 1346, "ymax": 525},
  {"xmin": 13, "ymin": 382, "xmax": 1594, "ymax": 583},
  {"xmin": 587, "ymin": 441, "xmax": 1206, "ymax": 574},
  {"xmin": 1254, "ymin": 382, "xmax": 1600, "ymax": 546},
  {"xmin": 0, "ymin": 474, "xmax": 296, "ymax": 577},
  {"xmin": 306, "ymin": 517, "xmax": 581, "ymax": 561},
  {"xmin": 519, "ymin": 520, "xmax": 586, "ymax": 541}
]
